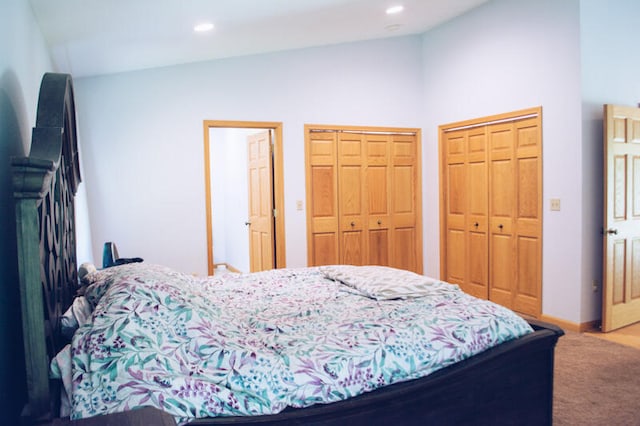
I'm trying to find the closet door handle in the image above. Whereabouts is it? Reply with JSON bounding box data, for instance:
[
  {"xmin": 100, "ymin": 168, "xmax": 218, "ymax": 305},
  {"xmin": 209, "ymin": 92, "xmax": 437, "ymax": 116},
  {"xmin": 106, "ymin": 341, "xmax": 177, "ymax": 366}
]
[
  {"xmin": 498, "ymin": 224, "xmax": 504, "ymax": 230},
  {"xmin": 474, "ymin": 222, "xmax": 479, "ymax": 228},
  {"xmin": 377, "ymin": 220, "xmax": 382, "ymax": 225},
  {"xmin": 606, "ymin": 228, "xmax": 618, "ymax": 235},
  {"xmin": 244, "ymin": 221, "xmax": 251, "ymax": 226},
  {"xmin": 350, "ymin": 221, "xmax": 355, "ymax": 227}
]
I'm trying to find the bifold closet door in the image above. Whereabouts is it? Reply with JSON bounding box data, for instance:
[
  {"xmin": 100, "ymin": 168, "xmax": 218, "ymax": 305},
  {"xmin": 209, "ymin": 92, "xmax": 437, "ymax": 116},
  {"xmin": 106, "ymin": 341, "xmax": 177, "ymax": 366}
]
[
  {"xmin": 337, "ymin": 132, "xmax": 395, "ymax": 268},
  {"xmin": 364, "ymin": 134, "xmax": 391, "ymax": 266},
  {"xmin": 488, "ymin": 117, "xmax": 541, "ymax": 316},
  {"xmin": 441, "ymin": 108, "xmax": 542, "ymax": 318},
  {"xmin": 488, "ymin": 123, "xmax": 516, "ymax": 309},
  {"xmin": 306, "ymin": 131, "xmax": 339, "ymax": 266},
  {"xmin": 512, "ymin": 117, "xmax": 542, "ymax": 316},
  {"xmin": 307, "ymin": 126, "xmax": 422, "ymax": 272},
  {"xmin": 443, "ymin": 128, "xmax": 489, "ymax": 298},
  {"xmin": 338, "ymin": 132, "xmax": 366, "ymax": 265},
  {"xmin": 390, "ymin": 134, "xmax": 421, "ymax": 273}
]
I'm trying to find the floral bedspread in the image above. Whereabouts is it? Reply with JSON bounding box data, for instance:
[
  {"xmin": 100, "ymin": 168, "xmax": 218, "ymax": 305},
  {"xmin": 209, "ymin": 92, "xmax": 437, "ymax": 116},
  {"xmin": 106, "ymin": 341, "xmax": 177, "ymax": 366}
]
[{"xmin": 64, "ymin": 264, "xmax": 532, "ymax": 424}]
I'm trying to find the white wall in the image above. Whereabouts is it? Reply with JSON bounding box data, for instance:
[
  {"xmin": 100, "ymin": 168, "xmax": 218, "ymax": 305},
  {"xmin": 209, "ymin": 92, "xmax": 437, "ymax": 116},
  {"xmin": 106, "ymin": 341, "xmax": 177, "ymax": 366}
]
[
  {"xmin": 0, "ymin": 0, "xmax": 53, "ymax": 421},
  {"xmin": 579, "ymin": 0, "xmax": 640, "ymax": 322},
  {"xmin": 74, "ymin": 36, "xmax": 424, "ymax": 275},
  {"xmin": 421, "ymin": 0, "xmax": 585, "ymax": 322}
]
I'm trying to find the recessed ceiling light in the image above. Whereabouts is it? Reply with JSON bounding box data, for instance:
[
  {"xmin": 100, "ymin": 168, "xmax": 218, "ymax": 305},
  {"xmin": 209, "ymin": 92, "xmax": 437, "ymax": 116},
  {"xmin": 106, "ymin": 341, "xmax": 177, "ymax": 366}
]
[
  {"xmin": 386, "ymin": 5, "xmax": 404, "ymax": 15},
  {"xmin": 194, "ymin": 22, "xmax": 214, "ymax": 33}
]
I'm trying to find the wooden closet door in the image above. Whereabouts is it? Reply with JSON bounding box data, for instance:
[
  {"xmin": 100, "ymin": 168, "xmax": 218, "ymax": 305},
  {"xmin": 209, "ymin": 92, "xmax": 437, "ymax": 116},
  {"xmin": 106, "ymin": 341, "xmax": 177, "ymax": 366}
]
[
  {"xmin": 512, "ymin": 117, "xmax": 542, "ymax": 316},
  {"xmin": 306, "ymin": 131, "xmax": 339, "ymax": 266},
  {"xmin": 443, "ymin": 128, "xmax": 488, "ymax": 297},
  {"xmin": 466, "ymin": 128, "xmax": 489, "ymax": 298},
  {"xmin": 488, "ymin": 123, "xmax": 516, "ymax": 309},
  {"xmin": 390, "ymin": 134, "xmax": 421, "ymax": 273},
  {"xmin": 444, "ymin": 129, "xmax": 468, "ymax": 287},
  {"xmin": 365, "ymin": 134, "xmax": 391, "ymax": 266},
  {"xmin": 338, "ymin": 132, "xmax": 366, "ymax": 265},
  {"xmin": 307, "ymin": 125, "xmax": 422, "ymax": 272},
  {"xmin": 488, "ymin": 117, "xmax": 541, "ymax": 317},
  {"xmin": 441, "ymin": 108, "xmax": 541, "ymax": 317}
]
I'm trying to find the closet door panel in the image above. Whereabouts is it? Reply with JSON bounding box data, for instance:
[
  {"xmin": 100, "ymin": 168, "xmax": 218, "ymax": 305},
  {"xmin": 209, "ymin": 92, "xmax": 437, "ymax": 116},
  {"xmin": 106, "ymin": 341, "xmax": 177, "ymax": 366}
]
[
  {"xmin": 392, "ymin": 228, "xmax": 416, "ymax": 272},
  {"xmin": 307, "ymin": 131, "xmax": 339, "ymax": 265},
  {"xmin": 490, "ymin": 159, "xmax": 514, "ymax": 218},
  {"xmin": 514, "ymin": 235, "xmax": 540, "ymax": 315},
  {"xmin": 390, "ymin": 134, "xmax": 418, "ymax": 272},
  {"xmin": 368, "ymin": 230, "xmax": 389, "ymax": 266},
  {"xmin": 366, "ymin": 135, "xmax": 391, "ymax": 266},
  {"xmin": 447, "ymin": 228, "xmax": 466, "ymax": 285},
  {"xmin": 392, "ymin": 165, "xmax": 418, "ymax": 272},
  {"xmin": 513, "ymin": 118, "xmax": 542, "ymax": 316},
  {"xmin": 517, "ymin": 157, "xmax": 539, "ymax": 219},
  {"xmin": 468, "ymin": 232, "xmax": 488, "ymax": 298},
  {"xmin": 448, "ymin": 163, "xmax": 466, "ymax": 215},
  {"xmin": 338, "ymin": 134, "xmax": 365, "ymax": 265},
  {"xmin": 311, "ymin": 233, "xmax": 338, "ymax": 265},
  {"xmin": 444, "ymin": 130, "xmax": 468, "ymax": 286},
  {"xmin": 339, "ymin": 166, "xmax": 363, "ymax": 226},
  {"xmin": 367, "ymin": 166, "xmax": 388, "ymax": 215},
  {"xmin": 465, "ymin": 128, "xmax": 488, "ymax": 298},
  {"xmin": 489, "ymin": 123, "xmax": 515, "ymax": 309},
  {"xmin": 393, "ymin": 166, "xmax": 415, "ymax": 221},
  {"xmin": 489, "ymin": 233, "xmax": 514, "ymax": 309},
  {"xmin": 342, "ymin": 231, "xmax": 364, "ymax": 265},
  {"xmin": 516, "ymin": 119, "xmax": 540, "ymax": 156}
]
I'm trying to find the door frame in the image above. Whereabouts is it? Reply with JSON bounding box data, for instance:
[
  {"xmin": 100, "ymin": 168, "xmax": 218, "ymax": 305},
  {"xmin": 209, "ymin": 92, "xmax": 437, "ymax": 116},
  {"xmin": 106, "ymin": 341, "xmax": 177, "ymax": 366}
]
[{"xmin": 203, "ymin": 120, "xmax": 286, "ymax": 275}]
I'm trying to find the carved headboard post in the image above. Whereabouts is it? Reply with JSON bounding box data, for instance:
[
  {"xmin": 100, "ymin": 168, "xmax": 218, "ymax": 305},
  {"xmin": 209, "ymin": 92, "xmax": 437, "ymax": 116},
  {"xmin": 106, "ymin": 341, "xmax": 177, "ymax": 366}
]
[{"xmin": 12, "ymin": 73, "xmax": 81, "ymax": 424}]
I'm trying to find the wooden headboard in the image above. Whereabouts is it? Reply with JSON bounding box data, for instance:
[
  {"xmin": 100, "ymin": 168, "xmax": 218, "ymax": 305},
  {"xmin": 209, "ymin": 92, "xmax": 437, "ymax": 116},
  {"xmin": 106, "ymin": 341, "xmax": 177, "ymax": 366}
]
[{"xmin": 12, "ymin": 73, "xmax": 81, "ymax": 423}]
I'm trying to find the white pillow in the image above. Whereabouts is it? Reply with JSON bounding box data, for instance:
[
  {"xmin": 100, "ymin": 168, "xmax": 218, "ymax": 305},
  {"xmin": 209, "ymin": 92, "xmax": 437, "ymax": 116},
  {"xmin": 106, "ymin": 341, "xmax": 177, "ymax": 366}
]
[
  {"xmin": 320, "ymin": 265, "xmax": 454, "ymax": 300},
  {"xmin": 60, "ymin": 296, "xmax": 93, "ymax": 340}
]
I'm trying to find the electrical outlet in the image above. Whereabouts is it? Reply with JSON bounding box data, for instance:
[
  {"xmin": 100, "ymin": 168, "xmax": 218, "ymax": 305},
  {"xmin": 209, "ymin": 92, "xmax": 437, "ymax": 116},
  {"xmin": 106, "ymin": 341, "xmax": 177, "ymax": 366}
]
[
  {"xmin": 296, "ymin": 200, "xmax": 303, "ymax": 211},
  {"xmin": 550, "ymin": 198, "xmax": 561, "ymax": 211}
]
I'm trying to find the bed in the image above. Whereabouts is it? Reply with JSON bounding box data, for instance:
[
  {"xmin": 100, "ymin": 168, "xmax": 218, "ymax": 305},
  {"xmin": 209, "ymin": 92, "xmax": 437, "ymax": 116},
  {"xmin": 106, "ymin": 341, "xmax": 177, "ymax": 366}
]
[{"xmin": 12, "ymin": 73, "xmax": 564, "ymax": 425}]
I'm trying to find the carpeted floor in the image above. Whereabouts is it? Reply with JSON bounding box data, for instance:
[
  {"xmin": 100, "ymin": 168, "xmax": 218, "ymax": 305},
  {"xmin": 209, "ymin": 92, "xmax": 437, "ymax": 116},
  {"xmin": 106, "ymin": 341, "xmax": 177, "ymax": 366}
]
[{"xmin": 554, "ymin": 331, "xmax": 640, "ymax": 426}]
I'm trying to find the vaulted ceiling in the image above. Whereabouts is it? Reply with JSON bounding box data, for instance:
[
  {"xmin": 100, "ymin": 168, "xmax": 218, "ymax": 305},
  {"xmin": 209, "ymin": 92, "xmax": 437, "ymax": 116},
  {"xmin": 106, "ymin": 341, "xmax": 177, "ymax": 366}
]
[{"xmin": 29, "ymin": 0, "xmax": 487, "ymax": 77}]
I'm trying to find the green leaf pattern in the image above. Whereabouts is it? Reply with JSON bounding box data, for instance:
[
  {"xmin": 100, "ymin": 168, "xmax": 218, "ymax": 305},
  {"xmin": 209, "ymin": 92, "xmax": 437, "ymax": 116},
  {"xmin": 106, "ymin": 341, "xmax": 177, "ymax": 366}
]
[{"xmin": 69, "ymin": 264, "xmax": 532, "ymax": 424}]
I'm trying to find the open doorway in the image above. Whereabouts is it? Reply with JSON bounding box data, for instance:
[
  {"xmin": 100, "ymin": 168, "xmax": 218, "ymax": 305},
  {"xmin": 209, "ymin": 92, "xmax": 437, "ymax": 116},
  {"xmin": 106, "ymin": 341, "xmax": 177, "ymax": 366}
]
[{"xmin": 203, "ymin": 120, "xmax": 286, "ymax": 275}]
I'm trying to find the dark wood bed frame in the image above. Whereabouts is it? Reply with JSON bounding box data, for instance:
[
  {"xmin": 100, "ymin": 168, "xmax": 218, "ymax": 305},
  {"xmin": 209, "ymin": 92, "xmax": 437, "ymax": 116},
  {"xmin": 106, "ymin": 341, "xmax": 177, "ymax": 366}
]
[{"xmin": 13, "ymin": 73, "xmax": 564, "ymax": 426}]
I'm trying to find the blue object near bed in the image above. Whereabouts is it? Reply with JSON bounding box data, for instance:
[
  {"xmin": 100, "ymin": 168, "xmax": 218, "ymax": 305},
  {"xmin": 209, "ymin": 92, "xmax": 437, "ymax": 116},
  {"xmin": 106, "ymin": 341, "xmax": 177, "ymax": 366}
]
[{"xmin": 102, "ymin": 241, "xmax": 143, "ymax": 268}]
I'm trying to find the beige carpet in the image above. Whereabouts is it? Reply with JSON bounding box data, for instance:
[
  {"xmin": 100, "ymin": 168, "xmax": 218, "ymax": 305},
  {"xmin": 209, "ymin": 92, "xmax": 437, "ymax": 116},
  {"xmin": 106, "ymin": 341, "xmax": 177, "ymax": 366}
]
[{"xmin": 554, "ymin": 331, "xmax": 640, "ymax": 426}]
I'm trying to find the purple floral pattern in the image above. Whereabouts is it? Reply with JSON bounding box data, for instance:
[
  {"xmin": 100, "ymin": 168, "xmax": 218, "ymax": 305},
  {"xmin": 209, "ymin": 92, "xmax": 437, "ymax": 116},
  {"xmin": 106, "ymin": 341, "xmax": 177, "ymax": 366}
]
[{"xmin": 69, "ymin": 264, "xmax": 532, "ymax": 424}]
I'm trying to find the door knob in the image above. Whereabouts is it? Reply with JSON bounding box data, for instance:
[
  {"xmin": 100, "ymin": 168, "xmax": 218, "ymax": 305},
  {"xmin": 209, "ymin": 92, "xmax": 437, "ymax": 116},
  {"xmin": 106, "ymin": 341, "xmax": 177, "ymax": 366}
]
[
  {"xmin": 245, "ymin": 221, "xmax": 251, "ymax": 226},
  {"xmin": 606, "ymin": 228, "xmax": 618, "ymax": 235},
  {"xmin": 377, "ymin": 220, "xmax": 382, "ymax": 225},
  {"xmin": 474, "ymin": 222, "xmax": 479, "ymax": 228},
  {"xmin": 350, "ymin": 221, "xmax": 355, "ymax": 227}
]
